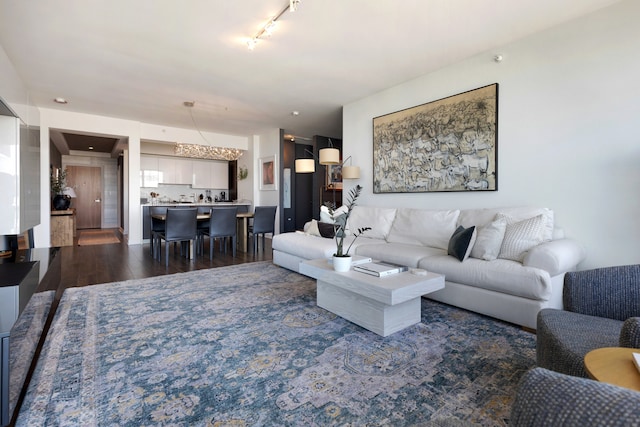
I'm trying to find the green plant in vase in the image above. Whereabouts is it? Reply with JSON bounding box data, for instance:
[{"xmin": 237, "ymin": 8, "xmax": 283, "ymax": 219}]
[{"xmin": 326, "ymin": 185, "xmax": 371, "ymax": 271}]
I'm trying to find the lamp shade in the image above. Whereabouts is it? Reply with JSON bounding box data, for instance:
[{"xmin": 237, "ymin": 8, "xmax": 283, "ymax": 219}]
[
  {"xmin": 319, "ymin": 147, "xmax": 340, "ymax": 165},
  {"xmin": 295, "ymin": 158, "xmax": 315, "ymax": 173},
  {"xmin": 62, "ymin": 187, "xmax": 77, "ymax": 198},
  {"xmin": 342, "ymin": 165, "xmax": 360, "ymax": 179}
]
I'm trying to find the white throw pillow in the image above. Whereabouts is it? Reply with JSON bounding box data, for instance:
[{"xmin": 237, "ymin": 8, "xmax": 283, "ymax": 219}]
[
  {"xmin": 319, "ymin": 205, "xmax": 349, "ymax": 235},
  {"xmin": 497, "ymin": 213, "xmax": 546, "ymax": 262},
  {"xmin": 347, "ymin": 206, "xmax": 397, "ymax": 240},
  {"xmin": 387, "ymin": 208, "xmax": 460, "ymax": 250},
  {"xmin": 304, "ymin": 219, "xmax": 321, "ymax": 237},
  {"xmin": 470, "ymin": 215, "xmax": 507, "ymax": 261},
  {"xmin": 458, "ymin": 207, "xmax": 554, "ymax": 241}
]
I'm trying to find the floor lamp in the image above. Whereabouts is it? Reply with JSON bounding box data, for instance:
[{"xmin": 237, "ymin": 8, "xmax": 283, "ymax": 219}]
[{"xmin": 295, "ymin": 150, "xmax": 361, "ymax": 208}]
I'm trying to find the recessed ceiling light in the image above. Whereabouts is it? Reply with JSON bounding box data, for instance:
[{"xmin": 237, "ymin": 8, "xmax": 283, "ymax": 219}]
[
  {"xmin": 292, "ymin": 111, "xmax": 300, "ymax": 116},
  {"xmin": 54, "ymin": 97, "xmax": 68, "ymax": 104}
]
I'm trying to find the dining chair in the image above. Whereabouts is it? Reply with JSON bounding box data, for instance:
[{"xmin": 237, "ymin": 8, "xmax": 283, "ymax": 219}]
[
  {"xmin": 149, "ymin": 206, "xmax": 168, "ymax": 258},
  {"xmin": 248, "ymin": 206, "xmax": 277, "ymax": 253},
  {"xmin": 199, "ymin": 206, "xmax": 238, "ymax": 259},
  {"xmin": 154, "ymin": 207, "xmax": 198, "ymax": 266},
  {"xmin": 196, "ymin": 206, "xmax": 212, "ymax": 251}
]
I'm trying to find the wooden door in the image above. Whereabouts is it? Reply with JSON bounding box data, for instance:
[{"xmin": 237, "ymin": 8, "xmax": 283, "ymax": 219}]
[{"xmin": 67, "ymin": 166, "xmax": 102, "ymax": 229}]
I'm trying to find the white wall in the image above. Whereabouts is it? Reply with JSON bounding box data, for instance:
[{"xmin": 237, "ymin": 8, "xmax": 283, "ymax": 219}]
[
  {"xmin": 253, "ymin": 129, "xmax": 282, "ymax": 234},
  {"xmin": 343, "ymin": 0, "xmax": 640, "ymax": 270},
  {"xmin": 237, "ymin": 137, "xmax": 254, "ymax": 204}
]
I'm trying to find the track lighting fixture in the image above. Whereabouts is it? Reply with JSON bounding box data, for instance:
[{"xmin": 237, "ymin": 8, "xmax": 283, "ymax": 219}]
[{"xmin": 247, "ymin": 0, "xmax": 302, "ymax": 50}]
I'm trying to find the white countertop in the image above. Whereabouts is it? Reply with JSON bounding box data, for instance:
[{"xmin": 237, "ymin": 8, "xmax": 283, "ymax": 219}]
[{"xmin": 142, "ymin": 201, "xmax": 251, "ymax": 206}]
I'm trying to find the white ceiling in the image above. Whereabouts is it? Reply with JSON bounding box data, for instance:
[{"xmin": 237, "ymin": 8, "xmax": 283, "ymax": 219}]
[{"xmin": 0, "ymin": 0, "xmax": 622, "ymax": 141}]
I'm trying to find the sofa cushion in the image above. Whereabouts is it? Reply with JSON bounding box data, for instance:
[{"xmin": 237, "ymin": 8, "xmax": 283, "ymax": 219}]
[
  {"xmin": 304, "ymin": 219, "xmax": 321, "ymax": 237},
  {"xmin": 470, "ymin": 215, "xmax": 507, "ymax": 261},
  {"xmin": 498, "ymin": 213, "xmax": 546, "ymax": 262},
  {"xmin": 387, "ymin": 208, "xmax": 460, "ymax": 250},
  {"xmin": 458, "ymin": 206, "xmax": 554, "ymax": 241},
  {"xmin": 418, "ymin": 255, "xmax": 552, "ymax": 300},
  {"xmin": 272, "ymin": 232, "xmax": 380, "ymax": 260},
  {"xmin": 447, "ymin": 225, "xmax": 477, "ymax": 262},
  {"xmin": 347, "ymin": 206, "xmax": 396, "ymax": 240},
  {"xmin": 355, "ymin": 243, "xmax": 446, "ymax": 268}
]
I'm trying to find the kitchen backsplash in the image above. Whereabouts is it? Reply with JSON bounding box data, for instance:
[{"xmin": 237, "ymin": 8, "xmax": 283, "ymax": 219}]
[{"xmin": 141, "ymin": 184, "xmax": 229, "ymax": 203}]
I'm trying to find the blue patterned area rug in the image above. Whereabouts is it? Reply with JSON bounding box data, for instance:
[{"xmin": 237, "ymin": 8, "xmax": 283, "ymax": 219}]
[{"xmin": 18, "ymin": 262, "xmax": 535, "ymax": 426}]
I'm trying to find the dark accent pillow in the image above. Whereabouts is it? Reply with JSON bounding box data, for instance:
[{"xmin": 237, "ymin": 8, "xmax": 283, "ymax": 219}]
[
  {"xmin": 448, "ymin": 225, "xmax": 477, "ymax": 262},
  {"xmin": 318, "ymin": 222, "xmax": 336, "ymax": 238}
]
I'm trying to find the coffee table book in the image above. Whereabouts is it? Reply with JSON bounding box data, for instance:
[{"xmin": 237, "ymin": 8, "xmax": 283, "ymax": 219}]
[{"xmin": 354, "ymin": 261, "xmax": 408, "ymax": 277}]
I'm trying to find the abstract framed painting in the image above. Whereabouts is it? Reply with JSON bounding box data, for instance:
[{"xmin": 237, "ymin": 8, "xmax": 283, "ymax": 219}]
[
  {"xmin": 259, "ymin": 155, "xmax": 277, "ymax": 191},
  {"xmin": 373, "ymin": 83, "xmax": 498, "ymax": 193}
]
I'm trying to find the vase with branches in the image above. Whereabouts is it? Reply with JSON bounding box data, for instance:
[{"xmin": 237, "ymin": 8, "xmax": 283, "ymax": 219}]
[
  {"xmin": 50, "ymin": 167, "xmax": 71, "ymax": 210},
  {"xmin": 50, "ymin": 167, "xmax": 67, "ymax": 195}
]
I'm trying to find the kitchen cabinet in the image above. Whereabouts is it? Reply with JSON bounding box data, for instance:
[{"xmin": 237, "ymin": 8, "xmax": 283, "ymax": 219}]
[
  {"xmin": 158, "ymin": 157, "xmax": 192, "ymax": 185},
  {"xmin": 140, "ymin": 155, "xmax": 228, "ymax": 188},
  {"xmin": 211, "ymin": 161, "xmax": 229, "ymax": 189},
  {"xmin": 140, "ymin": 156, "xmax": 159, "ymax": 187},
  {"xmin": 174, "ymin": 158, "xmax": 193, "ymax": 185},
  {"xmin": 192, "ymin": 160, "xmax": 228, "ymax": 189},
  {"xmin": 192, "ymin": 160, "xmax": 211, "ymax": 188}
]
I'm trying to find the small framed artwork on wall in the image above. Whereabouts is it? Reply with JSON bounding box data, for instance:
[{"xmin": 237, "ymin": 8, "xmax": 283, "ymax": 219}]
[
  {"xmin": 327, "ymin": 164, "xmax": 343, "ymax": 189},
  {"xmin": 259, "ymin": 155, "xmax": 277, "ymax": 191}
]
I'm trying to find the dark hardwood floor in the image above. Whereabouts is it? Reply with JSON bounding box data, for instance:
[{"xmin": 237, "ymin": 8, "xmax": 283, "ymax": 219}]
[{"xmin": 59, "ymin": 230, "xmax": 272, "ymax": 290}]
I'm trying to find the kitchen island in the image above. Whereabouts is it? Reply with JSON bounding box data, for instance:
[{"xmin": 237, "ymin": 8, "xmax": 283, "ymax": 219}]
[{"xmin": 141, "ymin": 201, "xmax": 252, "ymax": 246}]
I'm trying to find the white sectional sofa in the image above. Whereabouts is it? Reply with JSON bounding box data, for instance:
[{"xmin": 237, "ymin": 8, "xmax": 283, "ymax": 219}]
[{"xmin": 272, "ymin": 205, "xmax": 586, "ymax": 329}]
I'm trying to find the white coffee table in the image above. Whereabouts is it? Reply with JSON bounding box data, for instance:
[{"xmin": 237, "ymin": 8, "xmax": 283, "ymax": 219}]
[{"xmin": 300, "ymin": 258, "xmax": 445, "ymax": 337}]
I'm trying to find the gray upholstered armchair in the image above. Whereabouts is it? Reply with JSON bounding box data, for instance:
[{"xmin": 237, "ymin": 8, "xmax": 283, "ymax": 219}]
[
  {"xmin": 511, "ymin": 368, "xmax": 640, "ymax": 426},
  {"xmin": 536, "ymin": 264, "xmax": 640, "ymax": 377}
]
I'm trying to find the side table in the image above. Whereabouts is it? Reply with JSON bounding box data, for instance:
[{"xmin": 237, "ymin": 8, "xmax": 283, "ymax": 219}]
[
  {"xmin": 50, "ymin": 209, "xmax": 76, "ymax": 246},
  {"xmin": 584, "ymin": 347, "xmax": 640, "ymax": 391}
]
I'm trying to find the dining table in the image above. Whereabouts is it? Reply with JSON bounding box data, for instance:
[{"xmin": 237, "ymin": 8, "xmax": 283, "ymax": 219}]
[{"xmin": 151, "ymin": 211, "xmax": 255, "ymax": 255}]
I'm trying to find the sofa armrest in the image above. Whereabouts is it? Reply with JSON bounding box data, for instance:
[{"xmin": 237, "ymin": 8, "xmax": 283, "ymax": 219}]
[
  {"xmin": 511, "ymin": 368, "xmax": 640, "ymax": 427},
  {"xmin": 620, "ymin": 317, "xmax": 640, "ymax": 348},
  {"xmin": 522, "ymin": 238, "xmax": 586, "ymax": 276}
]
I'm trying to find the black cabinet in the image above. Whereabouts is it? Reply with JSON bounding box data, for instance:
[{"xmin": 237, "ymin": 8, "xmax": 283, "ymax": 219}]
[{"xmin": 0, "ymin": 248, "xmax": 59, "ymax": 426}]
